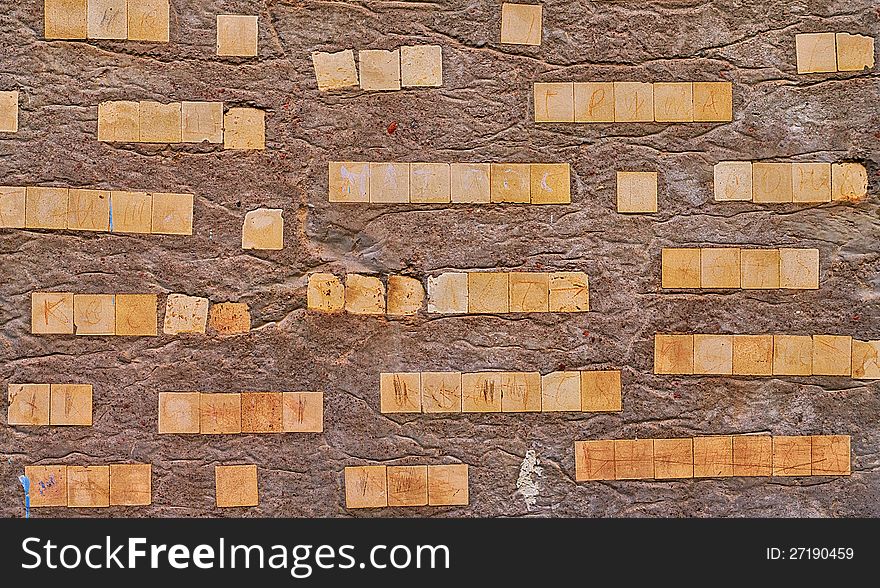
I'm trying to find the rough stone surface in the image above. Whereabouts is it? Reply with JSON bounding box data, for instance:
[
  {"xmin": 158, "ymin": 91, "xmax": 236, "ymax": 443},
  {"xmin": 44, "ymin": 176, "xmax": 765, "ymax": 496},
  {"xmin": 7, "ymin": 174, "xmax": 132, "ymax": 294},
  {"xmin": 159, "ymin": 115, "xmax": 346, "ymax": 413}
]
[{"xmin": 1, "ymin": 2, "xmax": 879, "ymax": 518}]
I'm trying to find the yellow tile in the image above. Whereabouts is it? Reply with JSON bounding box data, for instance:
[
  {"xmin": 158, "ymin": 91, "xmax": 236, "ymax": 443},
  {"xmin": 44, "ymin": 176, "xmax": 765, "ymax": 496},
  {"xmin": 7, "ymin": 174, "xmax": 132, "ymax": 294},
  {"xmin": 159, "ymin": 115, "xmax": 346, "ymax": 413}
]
[
  {"xmin": 700, "ymin": 247, "xmax": 740, "ymax": 288},
  {"xmin": 852, "ymin": 340, "xmax": 880, "ymax": 380},
  {"xmin": 772, "ymin": 435, "xmax": 811, "ymax": 476},
  {"xmin": 427, "ymin": 464, "xmax": 468, "ymax": 506},
  {"xmin": 654, "ymin": 334, "xmax": 693, "ymax": 374},
  {"xmin": 0, "ymin": 90, "xmax": 18, "ymax": 132},
  {"xmin": 613, "ymin": 82, "xmax": 653, "ymax": 122},
  {"xmin": 387, "ymin": 465, "xmax": 428, "ymax": 507},
  {"xmin": 25, "ymin": 186, "xmax": 68, "ymax": 229},
  {"xmin": 732, "ymin": 334, "xmax": 774, "ymax": 376},
  {"xmin": 31, "ymin": 292, "xmax": 74, "ymax": 334},
  {"xmin": 581, "ymin": 370, "xmax": 621, "ymax": 412},
  {"xmin": 461, "ymin": 372, "xmax": 502, "ymax": 412},
  {"xmin": 380, "ymin": 373, "xmax": 421, "ymax": 413},
  {"xmin": 509, "ymin": 272, "xmax": 549, "ymax": 312},
  {"xmin": 468, "ymin": 272, "xmax": 509, "ymax": 313},
  {"xmin": 541, "ymin": 371, "xmax": 581, "ymax": 412},
  {"xmin": 109, "ymin": 464, "xmax": 151, "ymax": 506},
  {"xmin": 811, "ymin": 435, "xmax": 850, "ymax": 475},
  {"xmin": 44, "ymin": 0, "xmax": 87, "ymax": 40},
  {"xmin": 97, "ymin": 101, "xmax": 139, "ymax": 142},
  {"xmin": 216, "ymin": 14, "xmax": 258, "ymax": 57},
  {"xmin": 224, "ymin": 107, "xmax": 265, "ymax": 150},
  {"xmin": 831, "ymin": 162, "xmax": 867, "ymax": 202},
  {"xmin": 400, "ymin": 45, "xmax": 443, "ymax": 87},
  {"xmin": 575, "ymin": 440, "xmax": 615, "ymax": 481},
  {"xmin": 359, "ymin": 49, "xmax": 401, "ymax": 91},
  {"xmin": 208, "ymin": 302, "xmax": 250, "ymax": 334},
  {"xmin": 0, "ymin": 186, "xmax": 26, "ymax": 228},
  {"xmin": 311, "ymin": 50, "xmax": 359, "ymax": 91},
  {"xmin": 87, "ymin": 0, "xmax": 127, "ymax": 40},
  {"xmin": 74, "ymin": 294, "xmax": 116, "ymax": 335},
  {"xmin": 795, "ymin": 32, "xmax": 838, "ymax": 73},
  {"xmin": 499, "ymin": 2, "xmax": 542, "ymax": 45},
  {"xmin": 421, "ymin": 372, "xmax": 462, "ymax": 413},
  {"xmin": 241, "ymin": 208, "xmax": 283, "ymax": 250},
  {"xmin": 836, "ymin": 33, "xmax": 875, "ymax": 72},
  {"xmin": 128, "ymin": 0, "xmax": 169, "ymax": 42},
  {"xmin": 215, "ymin": 464, "xmax": 258, "ymax": 507},
  {"xmin": 713, "ymin": 161, "xmax": 752, "ymax": 201},
  {"xmin": 693, "ymin": 81, "xmax": 733, "ymax": 122},
  {"xmin": 25, "ymin": 464, "xmax": 67, "ymax": 507},
  {"xmin": 386, "ymin": 275, "xmax": 424, "ymax": 316},
  {"xmin": 534, "ymin": 82, "xmax": 574, "ymax": 123},
  {"xmin": 548, "ymin": 271, "xmax": 588, "ymax": 312},
  {"xmin": 693, "ymin": 334, "xmax": 733, "ymax": 375},
  {"xmin": 779, "ymin": 248, "xmax": 819, "ymax": 289},
  {"xmin": 110, "ymin": 191, "xmax": 152, "ymax": 233},
  {"xmin": 139, "ymin": 101, "xmax": 181, "ymax": 143},
  {"xmin": 428, "ymin": 272, "xmax": 468, "ymax": 314},
  {"xmin": 614, "ymin": 439, "xmax": 654, "ymax": 480},
  {"xmin": 693, "ymin": 436, "xmax": 733, "ymax": 478},
  {"xmin": 281, "ymin": 391, "xmax": 323, "ymax": 433},
  {"xmin": 200, "ymin": 393, "xmax": 242, "ymax": 434},
  {"xmin": 151, "ymin": 192, "xmax": 193, "ymax": 235},
  {"xmin": 752, "ymin": 162, "xmax": 793, "ymax": 203},
  {"xmin": 68, "ymin": 189, "xmax": 110, "ymax": 231},
  {"xmin": 653, "ymin": 438, "xmax": 693, "ymax": 479},
  {"xmin": 7, "ymin": 383, "xmax": 50, "ymax": 425},
  {"xmin": 661, "ymin": 248, "xmax": 701, "ymax": 289},
  {"xmin": 410, "ymin": 163, "xmax": 450, "ymax": 203},
  {"xmin": 344, "ymin": 274, "xmax": 385, "ymax": 314},
  {"xmin": 328, "ymin": 161, "xmax": 370, "ymax": 203},
  {"xmin": 181, "ymin": 101, "xmax": 223, "ymax": 144},
  {"xmin": 240, "ymin": 392, "xmax": 283, "ymax": 433},
  {"xmin": 653, "ymin": 82, "xmax": 693, "ymax": 122},
  {"xmin": 772, "ymin": 335, "xmax": 812, "ymax": 376},
  {"xmin": 791, "ymin": 162, "xmax": 831, "ymax": 203},
  {"xmin": 812, "ymin": 334, "xmax": 852, "ymax": 376},
  {"xmin": 732, "ymin": 435, "xmax": 772, "ymax": 476},
  {"xmin": 369, "ymin": 162, "xmax": 410, "ymax": 203},
  {"xmin": 68, "ymin": 465, "xmax": 110, "ymax": 507},
  {"xmin": 450, "ymin": 163, "xmax": 490, "ymax": 203},
  {"xmin": 574, "ymin": 82, "xmax": 614, "ymax": 123},
  {"xmin": 616, "ymin": 171, "xmax": 657, "ymax": 213},
  {"xmin": 490, "ymin": 163, "xmax": 530, "ymax": 203},
  {"xmin": 307, "ymin": 273, "xmax": 344, "ymax": 312},
  {"xmin": 49, "ymin": 384, "xmax": 92, "ymax": 425},
  {"xmin": 500, "ymin": 371, "xmax": 541, "ymax": 412},
  {"xmin": 115, "ymin": 293, "xmax": 157, "ymax": 336},
  {"xmin": 162, "ymin": 293, "xmax": 208, "ymax": 334},
  {"xmin": 530, "ymin": 163, "xmax": 571, "ymax": 204},
  {"xmin": 344, "ymin": 465, "xmax": 387, "ymax": 508},
  {"xmin": 741, "ymin": 248, "xmax": 780, "ymax": 289},
  {"xmin": 158, "ymin": 392, "xmax": 200, "ymax": 433}
]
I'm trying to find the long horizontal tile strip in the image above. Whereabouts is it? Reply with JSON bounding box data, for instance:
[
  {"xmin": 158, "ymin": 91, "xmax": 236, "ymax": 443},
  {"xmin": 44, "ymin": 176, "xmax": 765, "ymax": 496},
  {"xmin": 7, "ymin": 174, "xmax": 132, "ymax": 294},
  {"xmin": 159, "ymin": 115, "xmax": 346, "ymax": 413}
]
[
  {"xmin": 24, "ymin": 464, "xmax": 152, "ymax": 507},
  {"xmin": 661, "ymin": 248, "xmax": 819, "ymax": 290},
  {"xmin": 379, "ymin": 370, "xmax": 621, "ymax": 413},
  {"xmin": 654, "ymin": 334, "xmax": 880, "ymax": 379},
  {"xmin": 714, "ymin": 161, "xmax": 868, "ymax": 203},
  {"xmin": 344, "ymin": 463, "xmax": 469, "ymax": 508},
  {"xmin": 328, "ymin": 162, "xmax": 571, "ymax": 204},
  {"xmin": 533, "ymin": 81, "xmax": 732, "ymax": 123},
  {"xmin": 795, "ymin": 32, "xmax": 874, "ymax": 73},
  {"xmin": 312, "ymin": 46, "xmax": 443, "ymax": 92},
  {"xmin": 6, "ymin": 383, "xmax": 93, "ymax": 426},
  {"xmin": 45, "ymin": 0, "xmax": 170, "ymax": 42},
  {"xmin": 0, "ymin": 187, "xmax": 193, "ymax": 234},
  {"xmin": 575, "ymin": 435, "xmax": 851, "ymax": 481},
  {"xmin": 158, "ymin": 392, "xmax": 323, "ymax": 434}
]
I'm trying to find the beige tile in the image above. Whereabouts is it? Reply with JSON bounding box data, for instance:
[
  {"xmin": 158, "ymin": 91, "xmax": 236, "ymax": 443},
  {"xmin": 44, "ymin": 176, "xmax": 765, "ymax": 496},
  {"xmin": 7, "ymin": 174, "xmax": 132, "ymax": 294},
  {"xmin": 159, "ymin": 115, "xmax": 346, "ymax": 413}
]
[
  {"xmin": 779, "ymin": 248, "xmax": 819, "ymax": 289},
  {"xmin": 811, "ymin": 435, "xmax": 850, "ymax": 475},
  {"xmin": 68, "ymin": 465, "xmax": 110, "ymax": 507},
  {"xmin": 421, "ymin": 372, "xmax": 462, "ymax": 413},
  {"xmin": 49, "ymin": 383, "xmax": 92, "ymax": 425},
  {"xmin": 693, "ymin": 334, "xmax": 733, "ymax": 375},
  {"xmin": 713, "ymin": 161, "xmax": 752, "ymax": 201},
  {"xmin": 97, "ymin": 101, "xmax": 139, "ymax": 142},
  {"xmin": 654, "ymin": 334, "xmax": 694, "ymax": 374},
  {"xmin": 427, "ymin": 272, "xmax": 468, "ymax": 314},
  {"xmin": 44, "ymin": 0, "xmax": 87, "ymax": 40},
  {"xmin": 111, "ymin": 191, "xmax": 152, "ymax": 233},
  {"xmin": 359, "ymin": 49, "xmax": 401, "ymax": 91},
  {"xmin": 307, "ymin": 273, "xmax": 345, "ymax": 312},
  {"xmin": 128, "ymin": 0, "xmax": 169, "ymax": 42},
  {"xmin": 852, "ymin": 340, "xmax": 880, "ymax": 380},
  {"xmin": 534, "ymin": 82, "xmax": 574, "ymax": 123},
  {"xmin": 574, "ymin": 440, "xmax": 615, "ymax": 481},
  {"xmin": 162, "ymin": 293, "xmax": 209, "ymax": 334},
  {"xmin": 216, "ymin": 14, "xmax": 258, "ymax": 57},
  {"xmin": 836, "ymin": 33, "xmax": 875, "ymax": 71},
  {"xmin": 616, "ymin": 171, "xmax": 657, "ymax": 213},
  {"xmin": 241, "ymin": 392, "xmax": 283, "ymax": 433},
  {"xmin": 548, "ymin": 271, "xmax": 589, "ymax": 312},
  {"xmin": 509, "ymin": 272, "xmax": 549, "ymax": 312},
  {"xmin": 370, "ymin": 162, "xmax": 410, "ymax": 203},
  {"xmin": 344, "ymin": 465, "xmax": 387, "ymax": 508},
  {"xmin": 831, "ymin": 162, "xmax": 867, "ymax": 202},
  {"xmin": 115, "ymin": 293, "xmax": 157, "ymax": 336},
  {"xmin": 574, "ymin": 82, "xmax": 614, "ymax": 123},
  {"xmin": 151, "ymin": 192, "xmax": 193, "ymax": 235},
  {"xmin": 7, "ymin": 384, "xmax": 50, "ymax": 425},
  {"xmin": 158, "ymin": 392, "xmax": 200, "ymax": 434},
  {"xmin": 379, "ymin": 373, "xmax": 421, "ymax": 413},
  {"xmin": 386, "ymin": 275, "xmax": 424, "ymax": 316},
  {"xmin": 138, "ymin": 101, "xmax": 181, "ymax": 143},
  {"xmin": 700, "ymin": 247, "xmax": 740, "ymax": 289},
  {"xmin": 661, "ymin": 248, "xmax": 701, "ymax": 289},
  {"xmin": 68, "ymin": 189, "xmax": 110, "ymax": 232},
  {"xmin": 25, "ymin": 465, "xmax": 67, "ymax": 507},
  {"xmin": 752, "ymin": 162, "xmax": 793, "ymax": 203},
  {"xmin": 427, "ymin": 464, "xmax": 468, "ymax": 506},
  {"xmin": 207, "ymin": 302, "xmax": 250, "ymax": 334},
  {"xmin": 581, "ymin": 370, "xmax": 621, "ymax": 412},
  {"xmin": 741, "ymin": 248, "xmax": 780, "ymax": 289},
  {"xmin": 200, "ymin": 393, "xmax": 242, "ymax": 434},
  {"xmin": 344, "ymin": 274, "xmax": 385, "ymax": 314},
  {"xmin": 732, "ymin": 334, "xmax": 774, "ymax": 376},
  {"xmin": 732, "ymin": 435, "xmax": 772, "ymax": 477},
  {"xmin": 791, "ymin": 162, "xmax": 831, "ymax": 203},
  {"xmin": 541, "ymin": 371, "xmax": 581, "ymax": 412},
  {"xmin": 224, "ymin": 107, "xmax": 265, "ymax": 150},
  {"xmin": 653, "ymin": 438, "xmax": 693, "ymax": 479},
  {"xmin": 653, "ymin": 82, "xmax": 693, "ymax": 122},
  {"xmin": 0, "ymin": 186, "xmax": 26, "ymax": 228},
  {"xmin": 812, "ymin": 334, "xmax": 852, "ymax": 376},
  {"xmin": 461, "ymin": 372, "xmax": 502, "ymax": 412},
  {"xmin": 73, "ymin": 293, "xmax": 115, "ymax": 335},
  {"xmin": 614, "ymin": 439, "xmax": 654, "ymax": 480},
  {"xmin": 450, "ymin": 163, "xmax": 490, "ymax": 203},
  {"xmin": 795, "ymin": 32, "xmax": 838, "ymax": 73},
  {"xmin": 490, "ymin": 163, "xmax": 530, "ymax": 203},
  {"xmin": 410, "ymin": 163, "xmax": 450, "ymax": 203},
  {"xmin": 613, "ymin": 81, "xmax": 653, "ymax": 122},
  {"xmin": 328, "ymin": 161, "xmax": 370, "ymax": 203},
  {"xmin": 500, "ymin": 2, "xmax": 542, "ymax": 45},
  {"xmin": 467, "ymin": 272, "xmax": 509, "ymax": 313},
  {"xmin": 500, "ymin": 371, "xmax": 541, "ymax": 412},
  {"xmin": 281, "ymin": 391, "xmax": 323, "ymax": 433},
  {"xmin": 242, "ymin": 208, "xmax": 283, "ymax": 250},
  {"xmin": 181, "ymin": 101, "xmax": 223, "ymax": 144},
  {"xmin": 387, "ymin": 465, "xmax": 428, "ymax": 507},
  {"xmin": 693, "ymin": 436, "xmax": 733, "ymax": 478},
  {"xmin": 109, "ymin": 464, "xmax": 151, "ymax": 506},
  {"xmin": 0, "ymin": 90, "xmax": 18, "ymax": 132},
  {"xmin": 772, "ymin": 334, "xmax": 813, "ymax": 376},
  {"xmin": 312, "ymin": 50, "xmax": 359, "ymax": 91},
  {"xmin": 31, "ymin": 292, "xmax": 74, "ymax": 334},
  {"xmin": 215, "ymin": 465, "xmax": 258, "ymax": 507},
  {"xmin": 400, "ymin": 45, "xmax": 443, "ymax": 87},
  {"xmin": 693, "ymin": 81, "xmax": 733, "ymax": 122},
  {"xmin": 25, "ymin": 186, "xmax": 69, "ymax": 230},
  {"xmin": 772, "ymin": 435, "xmax": 812, "ymax": 476},
  {"xmin": 87, "ymin": 0, "xmax": 127, "ymax": 40},
  {"xmin": 530, "ymin": 163, "xmax": 570, "ymax": 204}
]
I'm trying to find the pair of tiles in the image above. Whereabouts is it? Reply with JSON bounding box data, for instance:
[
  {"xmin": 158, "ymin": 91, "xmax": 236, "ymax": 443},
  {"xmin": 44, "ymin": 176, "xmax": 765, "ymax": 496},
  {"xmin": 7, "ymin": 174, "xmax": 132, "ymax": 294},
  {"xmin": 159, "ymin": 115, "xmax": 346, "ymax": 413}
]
[
  {"xmin": 380, "ymin": 370, "xmax": 621, "ymax": 413},
  {"xmin": 32, "ymin": 292, "xmax": 157, "ymax": 335},
  {"xmin": 44, "ymin": 0, "xmax": 169, "ymax": 42},
  {"xmin": 616, "ymin": 171, "xmax": 658, "ymax": 213},
  {"xmin": 500, "ymin": 3, "xmax": 542, "ymax": 46},
  {"xmin": 24, "ymin": 464, "xmax": 151, "ymax": 507},
  {"xmin": 661, "ymin": 248, "xmax": 819, "ymax": 290},
  {"xmin": 158, "ymin": 392, "xmax": 323, "ymax": 434},
  {"xmin": 328, "ymin": 162, "xmax": 571, "ymax": 204},
  {"xmin": 0, "ymin": 187, "xmax": 193, "ymax": 234},
  {"xmin": 311, "ymin": 46, "xmax": 442, "ymax": 92},
  {"xmin": 795, "ymin": 32, "xmax": 875, "ymax": 73},
  {"xmin": 344, "ymin": 464, "xmax": 468, "ymax": 508},
  {"xmin": 714, "ymin": 161, "xmax": 868, "ymax": 203},
  {"xmin": 164, "ymin": 295, "xmax": 251, "ymax": 335},
  {"xmin": 534, "ymin": 81, "xmax": 733, "ymax": 123},
  {"xmin": 7, "ymin": 383, "xmax": 92, "ymax": 426},
  {"xmin": 575, "ymin": 435, "xmax": 851, "ymax": 481},
  {"xmin": 654, "ymin": 334, "xmax": 880, "ymax": 379},
  {"xmin": 0, "ymin": 90, "xmax": 17, "ymax": 132},
  {"xmin": 97, "ymin": 101, "xmax": 265, "ymax": 149},
  {"xmin": 242, "ymin": 208, "xmax": 283, "ymax": 250}
]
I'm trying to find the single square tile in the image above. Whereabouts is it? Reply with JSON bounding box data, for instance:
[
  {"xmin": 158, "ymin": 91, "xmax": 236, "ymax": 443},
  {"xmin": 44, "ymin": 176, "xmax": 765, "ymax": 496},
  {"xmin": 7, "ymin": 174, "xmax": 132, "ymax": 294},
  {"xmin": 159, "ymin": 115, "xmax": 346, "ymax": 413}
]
[
  {"xmin": 215, "ymin": 464, "xmax": 258, "ymax": 507},
  {"xmin": 110, "ymin": 191, "xmax": 152, "ymax": 233},
  {"xmin": 410, "ymin": 163, "xmax": 450, "ymax": 203},
  {"xmin": 32, "ymin": 292, "xmax": 74, "ymax": 335},
  {"xmin": 490, "ymin": 163, "xmax": 531, "ymax": 203},
  {"xmin": 461, "ymin": 372, "xmax": 502, "ymax": 412},
  {"xmin": 752, "ymin": 162, "xmax": 793, "ymax": 203},
  {"xmin": 693, "ymin": 334, "xmax": 733, "ymax": 375},
  {"xmin": 792, "ymin": 162, "xmax": 831, "ymax": 203},
  {"xmin": 208, "ymin": 302, "xmax": 250, "ymax": 334},
  {"xmin": 68, "ymin": 189, "xmax": 110, "ymax": 231},
  {"xmin": 200, "ymin": 393, "xmax": 242, "ymax": 434},
  {"xmin": 732, "ymin": 435, "xmax": 772, "ymax": 477},
  {"xmin": 344, "ymin": 273, "xmax": 385, "ymax": 314},
  {"xmin": 811, "ymin": 435, "xmax": 851, "ymax": 476},
  {"xmin": 312, "ymin": 50, "xmax": 359, "ymax": 91},
  {"xmin": 151, "ymin": 192, "xmax": 193, "ymax": 235},
  {"xmin": 115, "ymin": 294, "xmax": 157, "ymax": 336},
  {"xmin": 836, "ymin": 33, "xmax": 875, "ymax": 72},
  {"xmin": 427, "ymin": 272, "xmax": 468, "ymax": 314},
  {"xmin": 581, "ymin": 370, "xmax": 622, "ymax": 412},
  {"xmin": 109, "ymin": 463, "xmax": 151, "ymax": 506},
  {"xmin": 613, "ymin": 81, "xmax": 654, "ymax": 122},
  {"xmin": 370, "ymin": 162, "xmax": 410, "ymax": 203},
  {"xmin": 509, "ymin": 272, "xmax": 549, "ymax": 312},
  {"xmin": 574, "ymin": 82, "xmax": 614, "ymax": 123},
  {"xmin": 654, "ymin": 334, "xmax": 694, "ymax": 374},
  {"xmin": 427, "ymin": 464, "xmax": 468, "ymax": 506},
  {"xmin": 162, "ymin": 293, "xmax": 208, "ymax": 334},
  {"xmin": 541, "ymin": 371, "xmax": 581, "ymax": 412},
  {"xmin": 308, "ymin": 273, "xmax": 345, "ymax": 312},
  {"xmin": 181, "ymin": 101, "xmax": 223, "ymax": 144},
  {"xmin": 359, "ymin": 49, "xmax": 401, "ymax": 91},
  {"xmin": 831, "ymin": 162, "xmax": 868, "ymax": 202},
  {"xmin": 68, "ymin": 465, "xmax": 110, "ymax": 507},
  {"xmin": 450, "ymin": 163, "xmax": 491, "ymax": 203},
  {"xmin": 344, "ymin": 465, "xmax": 387, "ymax": 508},
  {"xmin": 329, "ymin": 161, "xmax": 370, "ymax": 203},
  {"xmin": 693, "ymin": 435, "xmax": 733, "ymax": 478},
  {"xmin": 616, "ymin": 171, "xmax": 657, "ymax": 213},
  {"xmin": 772, "ymin": 334, "xmax": 813, "ymax": 376},
  {"xmin": 468, "ymin": 272, "xmax": 509, "ymax": 313},
  {"xmin": 400, "ymin": 45, "xmax": 443, "ymax": 87},
  {"xmin": 530, "ymin": 163, "xmax": 571, "ymax": 204},
  {"xmin": 700, "ymin": 247, "xmax": 741, "ymax": 289},
  {"xmin": 158, "ymin": 392, "xmax": 200, "ymax": 434},
  {"xmin": 25, "ymin": 186, "xmax": 68, "ymax": 230},
  {"xmin": 240, "ymin": 392, "xmax": 283, "ymax": 433},
  {"xmin": 0, "ymin": 186, "xmax": 26, "ymax": 228},
  {"xmin": 74, "ymin": 294, "xmax": 116, "ymax": 336},
  {"xmin": 779, "ymin": 248, "xmax": 819, "ymax": 289},
  {"xmin": 224, "ymin": 108, "xmax": 265, "ymax": 150},
  {"xmin": 741, "ymin": 248, "xmax": 780, "ymax": 289},
  {"xmin": 387, "ymin": 275, "xmax": 425, "ymax": 315},
  {"xmin": 653, "ymin": 438, "xmax": 694, "ymax": 479},
  {"xmin": 548, "ymin": 271, "xmax": 589, "ymax": 312},
  {"xmin": 500, "ymin": 3, "xmax": 542, "ymax": 46},
  {"xmin": 0, "ymin": 90, "xmax": 19, "ymax": 132},
  {"xmin": 379, "ymin": 372, "xmax": 421, "ymax": 413},
  {"xmin": 242, "ymin": 208, "xmax": 283, "ymax": 250},
  {"xmin": 7, "ymin": 384, "xmax": 50, "ymax": 426},
  {"xmin": 44, "ymin": 0, "xmax": 88, "ymax": 40},
  {"xmin": 713, "ymin": 161, "xmax": 752, "ymax": 201},
  {"xmin": 25, "ymin": 465, "xmax": 67, "ymax": 507},
  {"xmin": 653, "ymin": 82, "xmax": 693, "ymax": 122},
  {"xmin": 97, "ymin": 101, "xmax": 139, "ymax": 142},
  {"xmin": 500, "ymin": 371, "xmax": 541, "ymax": 412},
  {"xmin": 87, "ymin": 0, "xmax": 127, "ymax": 40},
  {"xmin": 421, "ymin": 372, "xmax": 462, "ymax": 413},
  {"xmin": 49, "ymin": 384, "xmax": 92, "ymax": 426},
  {"xmin": 852, "ymin": 340, "xmax": 880, "ymax": 380},
  {"xmin": 661, "ymin": 248, "xmax": 701, "ymax": 288},
  {"xmin": 812, "ymin": 334, "xmax": 852, "ymax": 376},
  {"xmin": 733, "ymin": 334, "xmax": 774, "ymax": 376},
  {"xmin": 693, "ymin": 81, "xmax": 733, "ymax": 122},
  {"xmin": 216, "ymin": 14, "xmax": 258, "ymax": 57},
  {"xmin": 614, "ymin": 439, "xmax": 654, "ymax": 480},
  {"xmin": 138, "ymin": 101, "xmax": 181, "ymax": 143},
  {"xmin": 282, "ymin": 391, "xmax": 323, "ymax": 433},
  {"xmin": 772, "ymin": 435, "xmax": 812, "ymax": 476},
  {"xmin": 534, "ymin": 82, "xmax": 574, "ymax": 123},
  {"xmin": 795, "ymin": 32, "xmax": 837, "ymax": 73},
  {"xmin": 574, "ymin": 440, "xmax": 615, "ymax": 481},
  {"xmin": 387, "ymin": 465, "xmax": 428, "ymax": 507},
  {"xmin": 128, "ymin": 0, "xmax": 169, "ymax": 42}
]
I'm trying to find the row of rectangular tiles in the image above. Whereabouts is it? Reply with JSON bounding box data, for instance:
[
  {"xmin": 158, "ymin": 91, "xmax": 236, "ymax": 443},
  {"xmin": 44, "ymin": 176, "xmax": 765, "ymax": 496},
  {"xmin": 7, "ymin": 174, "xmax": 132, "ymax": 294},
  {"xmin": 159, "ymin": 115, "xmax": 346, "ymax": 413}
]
[
  {"xmin": 575, "ymin": 435, "xmax": 851, "ymax": 481},
  {"xmin": 23, "ymin": 464, "xmax": 151, "ymax": 507},
  {"xmin": 158, "ymin": 392, "xmax": 323, "ymax": 434},
  {"xmin": 7, "ymin": 384, "xmax": 92, "ymax": 426},
  {"xmin": 45, "ymin": 0, "xmax": 169, "ymax": 42},
  {"xmin": 661, "ymin": 248, "xmax": 819, "ymax": 290},
  {"xmin": 379, "ymin": 371, "xmax": 621, "ymax": 414},
  {"xmin": 795, "ymin": 32, "xmax": 875, "ymax": 73},
  {"xmin": 655, "ymin": 334, "xmax": 880, "ymax": 379},
  {"xmin": 312, "ymin": 46, "xmax": 443, "ymax": 91},
  {"xmin": 345, "ymin": 465, "xmax": 468, "ymax": 508},
  {"xmin": 714, "ymin": 161, "xmax": 867, "ymax": 203}
]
